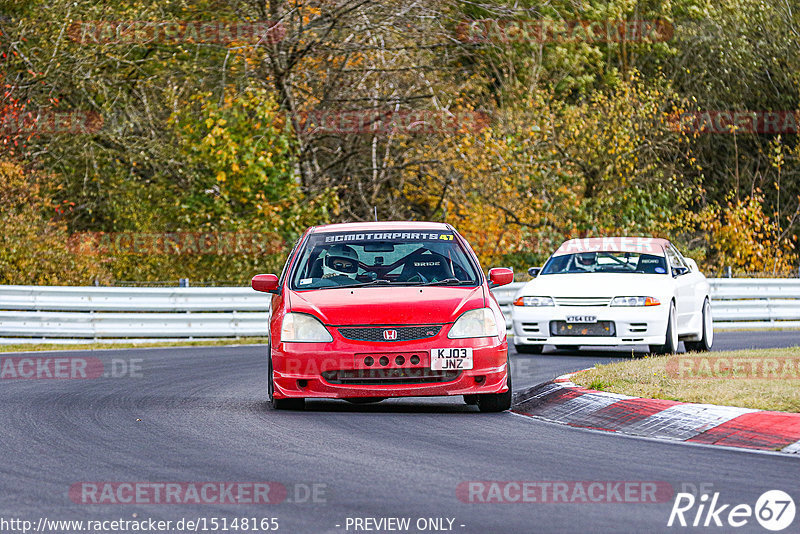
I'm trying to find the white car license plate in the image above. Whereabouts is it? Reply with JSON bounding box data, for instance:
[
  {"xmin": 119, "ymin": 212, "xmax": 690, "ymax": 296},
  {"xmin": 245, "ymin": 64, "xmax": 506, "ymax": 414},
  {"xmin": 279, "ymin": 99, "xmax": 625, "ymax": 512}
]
[
  {"xmin": 431, "ymin": 348, "xmax": 473, "ymax": 370},
  {"xmin": 566, "ymin": 315, "xmax": 597, "ymax": 323}
]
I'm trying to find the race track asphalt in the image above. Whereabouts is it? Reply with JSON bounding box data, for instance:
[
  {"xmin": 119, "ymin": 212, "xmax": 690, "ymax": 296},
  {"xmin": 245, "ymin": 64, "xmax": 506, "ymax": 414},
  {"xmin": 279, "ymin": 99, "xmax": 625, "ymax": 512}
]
[{"xmin": 0, "ymin": 331, "xmax": 798, "ymax": 533}]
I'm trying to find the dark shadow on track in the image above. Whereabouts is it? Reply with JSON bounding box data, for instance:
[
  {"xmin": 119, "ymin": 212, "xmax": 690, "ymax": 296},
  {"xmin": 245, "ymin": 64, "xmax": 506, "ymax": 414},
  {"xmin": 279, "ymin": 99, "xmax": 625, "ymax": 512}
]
[{"xmin": 302, "ymin": 398, "xmax": 478, "ymax": 413}]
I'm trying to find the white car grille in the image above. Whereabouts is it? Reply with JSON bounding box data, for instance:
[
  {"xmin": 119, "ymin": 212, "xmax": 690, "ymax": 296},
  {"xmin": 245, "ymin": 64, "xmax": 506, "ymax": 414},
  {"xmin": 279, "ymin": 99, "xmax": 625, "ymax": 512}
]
[{"xmin": 553, "ymin": 297, "xmax": 611, "ymax": 307}]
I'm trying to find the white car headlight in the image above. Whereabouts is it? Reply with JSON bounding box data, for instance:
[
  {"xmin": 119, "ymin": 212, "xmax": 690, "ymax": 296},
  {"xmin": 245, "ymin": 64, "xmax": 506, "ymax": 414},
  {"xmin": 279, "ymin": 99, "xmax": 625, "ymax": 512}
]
[
  {"xmin": 448, "ymin": 308, "xmax": 498, "ymax": 339},
  {"xmin": 281, "ymin": 312, "xmax": 333, "ymax": 342},
  {"xmin": 611, "ymin": 296, "xmax": 661, "ymax": 307},
  {"xmin": 513, "ymin": 296, "xmax": 555, "ymax": 307}
]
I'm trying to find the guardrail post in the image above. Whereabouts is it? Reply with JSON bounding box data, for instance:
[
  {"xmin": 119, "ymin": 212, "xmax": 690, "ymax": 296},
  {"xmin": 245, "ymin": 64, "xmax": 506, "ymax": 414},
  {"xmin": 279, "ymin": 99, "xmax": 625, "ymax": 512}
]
[
  {"xmin": 179, "ymin": 278, "xmax": 190, "ymax": 288},
  {"xmin": 723, "ymin": 266, "xmax": 732, "ymax": 278},
  {"xmin": 186, "ymin": 308, "xmax": 193, "ymax": 340},
  {"xmin": 767, "ymin": 297, "xmax": 775, "ymax": 325},
  {"xmin": 91, "ymin": 308, "xmax": 97, "ymax": 341},
  {"xmin": 233, "ymin": 309, "xmax": 240, "ymax": 340}
]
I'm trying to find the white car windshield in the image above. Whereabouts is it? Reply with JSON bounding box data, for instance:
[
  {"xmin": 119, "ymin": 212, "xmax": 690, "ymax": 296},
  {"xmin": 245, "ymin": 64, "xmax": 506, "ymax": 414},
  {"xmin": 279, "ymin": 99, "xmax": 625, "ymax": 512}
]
[{"xmin": 541, "ymin": 251, "xmax": 668, "ymax": 275}]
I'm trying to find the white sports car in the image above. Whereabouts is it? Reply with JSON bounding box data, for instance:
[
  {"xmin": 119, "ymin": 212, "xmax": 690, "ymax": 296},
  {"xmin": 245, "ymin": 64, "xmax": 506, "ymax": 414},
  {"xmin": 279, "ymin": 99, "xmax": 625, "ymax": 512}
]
[{"xmin": 511, "ymin": 237, "xmax": 713, "ymax": 354}]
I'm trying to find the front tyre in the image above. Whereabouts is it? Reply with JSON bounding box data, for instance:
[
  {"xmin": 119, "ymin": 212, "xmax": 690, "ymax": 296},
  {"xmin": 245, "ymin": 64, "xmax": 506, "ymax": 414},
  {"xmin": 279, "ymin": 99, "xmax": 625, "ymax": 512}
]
[
  {"xmin": 649, "ymin": 302, "xmax": 678, "ymax": 355},
  {"xmin": 477, "ymin": 358, "xmax": 512, "ymax": 413},
  {"xmin": 268, "ymin": 350, "xmax": 305, "ymax": 411},
  {"xmin": 463, "ymin": 394, "xmax": 479, "ymax": 405},
  {"xmin": 685, "ymin": 298, "xmax": 713, "ymax": 352}
]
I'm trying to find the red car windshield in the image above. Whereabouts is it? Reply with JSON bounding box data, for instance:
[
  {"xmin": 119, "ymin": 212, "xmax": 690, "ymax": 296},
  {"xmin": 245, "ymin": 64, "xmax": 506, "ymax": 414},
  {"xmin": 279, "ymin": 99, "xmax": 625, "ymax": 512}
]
[{"xmin": 289, "ymin": 231, "xmax": 480, "ymax": 289}]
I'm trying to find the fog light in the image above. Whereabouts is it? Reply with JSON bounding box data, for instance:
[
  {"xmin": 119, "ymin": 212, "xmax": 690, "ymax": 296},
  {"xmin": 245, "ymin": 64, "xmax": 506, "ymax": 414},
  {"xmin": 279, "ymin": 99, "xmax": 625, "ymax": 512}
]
[
  {"xmin": 410, "ymin": 355, "xmax": 420, "ymax": 365},
  {"xmin": 297, "ymin": 379, "xmax": 308, "ymax": 388},
  {"xmin": 395, "ymin": 355, "xmax": 405, "ymax": 365},
  {"xmin": 379, "ymin": 356, "xmax": 389, "ymax": 366},
  {"xmin": 474, "ymin": 376, "xmax": 485, "ymax": 384},
  {"xmin": 364, "ymin": 356, "xmax": 374, "ymax": 366}
]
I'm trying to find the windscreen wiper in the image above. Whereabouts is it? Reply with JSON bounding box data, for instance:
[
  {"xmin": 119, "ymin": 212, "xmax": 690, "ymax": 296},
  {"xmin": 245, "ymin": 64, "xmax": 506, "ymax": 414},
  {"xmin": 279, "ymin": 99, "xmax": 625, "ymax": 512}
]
[
  {"xmin": 341, "ymin": 279, "xmax": 395, "ymax": 288},
  {"xmin": 420, "ymin": 278, "xmax": 474, "ymax": 286}
]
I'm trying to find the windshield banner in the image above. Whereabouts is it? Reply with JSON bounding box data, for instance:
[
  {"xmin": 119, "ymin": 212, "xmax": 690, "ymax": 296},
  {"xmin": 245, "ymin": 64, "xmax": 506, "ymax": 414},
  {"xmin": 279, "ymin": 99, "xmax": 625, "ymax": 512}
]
[
  {"xmin": 554, "ymin": 237, "xmax": 664, "ymax": 255},
  {"xmin": 323, "ymin": 232, "xmax": 454, "ymax": 243}
]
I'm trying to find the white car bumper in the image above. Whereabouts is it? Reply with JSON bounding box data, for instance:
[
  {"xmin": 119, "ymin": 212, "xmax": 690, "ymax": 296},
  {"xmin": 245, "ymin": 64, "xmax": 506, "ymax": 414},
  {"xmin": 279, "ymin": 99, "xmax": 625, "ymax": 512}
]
[{"xmin": 511, "ymin": 305, "xmax": 669, "ymax": 347}]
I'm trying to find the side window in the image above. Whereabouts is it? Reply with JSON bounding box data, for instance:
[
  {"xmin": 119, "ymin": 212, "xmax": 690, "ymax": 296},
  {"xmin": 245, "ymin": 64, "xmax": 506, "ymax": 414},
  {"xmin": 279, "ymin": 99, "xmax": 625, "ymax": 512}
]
[
  {"xmin": 278, "ymin": 236, "xmax": 303, "ymax": 286},
  {"xmin": 664, "ymin": 245, "xmax": 687, "ymax": 273},
  {"xmin": 673, "ymin": 245, "xmax": 692, "ymax": 270},
  {"xmin": 671, "ymin": 245, "xmax": 689, "ymax": 268},
  {"xmin": 454, "ymin": 231, "xmax": 484, "ymax": 282}
]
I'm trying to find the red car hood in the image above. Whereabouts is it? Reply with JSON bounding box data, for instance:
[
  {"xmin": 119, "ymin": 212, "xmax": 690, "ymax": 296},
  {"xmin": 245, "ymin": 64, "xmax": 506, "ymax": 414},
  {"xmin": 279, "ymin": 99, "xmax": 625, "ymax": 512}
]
[{"xmin": 287, "ymin": 286, "xmax": 485, "ymax": 325}]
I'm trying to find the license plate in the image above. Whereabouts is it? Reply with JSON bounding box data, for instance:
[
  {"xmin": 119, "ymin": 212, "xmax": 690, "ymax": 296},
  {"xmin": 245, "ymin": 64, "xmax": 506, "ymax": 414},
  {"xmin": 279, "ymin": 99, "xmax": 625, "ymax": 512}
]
[
  {"xmin": 566, "ymin": 315, "xmax": 597, "ymax": 323},
  {"xmin": 431, "ymin": 348, "xmax": 473, "ymax": 371}
]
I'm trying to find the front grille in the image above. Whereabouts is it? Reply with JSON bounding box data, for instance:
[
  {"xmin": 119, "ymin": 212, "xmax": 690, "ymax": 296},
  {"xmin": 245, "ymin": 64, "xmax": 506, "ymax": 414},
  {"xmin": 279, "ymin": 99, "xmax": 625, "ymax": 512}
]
[
  {"xmin": 337, "ymin": 325, "xmax": 442, "ymax": 342},
  {"xmin": 550, "ymin": 321, "xmax": 616, "ymax": 337},
  {"xmin": 553, "ymin": 297, "xmax": 611, "ymax": 307},
  {"xmin": 629, "ymin": 322, "xmax": 648, "ymax": 333},
  {"xmin": 321, "ymin": 368, "xmax": 460, "ymax": 385}
]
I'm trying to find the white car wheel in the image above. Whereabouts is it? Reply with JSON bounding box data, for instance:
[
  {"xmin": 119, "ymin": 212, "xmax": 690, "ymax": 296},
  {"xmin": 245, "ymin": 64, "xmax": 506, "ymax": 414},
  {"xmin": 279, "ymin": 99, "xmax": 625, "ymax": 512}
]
[
  {"xmin": 685, "ymin": 298, "xmax": 713, "ymax": 352},
  {"xmin": 650, "ymin": 302, "xmax": 678, "ymax": 355}
]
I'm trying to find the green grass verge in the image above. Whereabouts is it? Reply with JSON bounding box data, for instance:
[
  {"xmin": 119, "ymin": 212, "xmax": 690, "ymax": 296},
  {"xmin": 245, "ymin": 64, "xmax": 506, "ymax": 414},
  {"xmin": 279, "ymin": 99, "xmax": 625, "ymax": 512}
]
[
  {"xmin": 0, "ymin": 338, "xmax": 269, "ymax": 353},
  {"xmin": 571, "ymin": 346, "xmax": 800, "ymax": 413}
]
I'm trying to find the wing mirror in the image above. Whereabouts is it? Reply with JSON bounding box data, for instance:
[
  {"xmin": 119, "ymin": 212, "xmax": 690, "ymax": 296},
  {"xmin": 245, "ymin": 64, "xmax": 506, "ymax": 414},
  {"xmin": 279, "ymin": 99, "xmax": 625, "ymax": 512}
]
[
  {"xmin": 672, "ymin": 266, "xmax": 690, "ymax": 277},
  {"xmin": 252, "ymin": 274, "xmax": 279, "ymax": 293},
  {"xmin": 488, "ymin": 268, "xmax": 514, "ymax": 287},
  {"xmin": 528, "ymin": 267, "xmax": 541, "ymax": 278}
]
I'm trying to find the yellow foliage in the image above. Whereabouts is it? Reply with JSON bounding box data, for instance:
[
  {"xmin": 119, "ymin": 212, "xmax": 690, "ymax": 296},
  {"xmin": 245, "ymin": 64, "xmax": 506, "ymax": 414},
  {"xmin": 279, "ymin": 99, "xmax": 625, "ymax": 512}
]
[
  {"xmin": 0, "ymin": 159, "xmax": 111, "ymax": 285},
  {"xmin": 675, "ymin": 193, "xmax": 798, "ymax": 275}
]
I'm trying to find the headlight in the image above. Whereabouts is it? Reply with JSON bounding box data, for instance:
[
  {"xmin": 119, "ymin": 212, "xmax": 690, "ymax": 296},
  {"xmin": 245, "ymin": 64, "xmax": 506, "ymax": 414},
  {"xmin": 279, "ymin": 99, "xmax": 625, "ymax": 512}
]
[
  {"xmin": 611, "ymin": 296, "xmax": 661, "ymax": 307},
  {"xmin": 281, "ymin": 312, "xmax": 333, "ymax": 342},
  {"xmin": 448, "ymin": 308, "xmax": 499, "ymax": 339},
  {"xmin": 513, "ymin": 296, "xmax": 555, "ymax": 307}
]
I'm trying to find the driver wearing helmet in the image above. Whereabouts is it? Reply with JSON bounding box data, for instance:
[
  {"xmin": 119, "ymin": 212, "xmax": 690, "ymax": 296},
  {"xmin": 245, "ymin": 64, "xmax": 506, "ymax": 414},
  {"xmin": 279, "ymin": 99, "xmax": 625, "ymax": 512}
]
[
  {"xmin": 321, "ymin": 244, "xmax": 360, "ymax": 283},
  {"xmin": 573, "ymin": 252, "xmax": 596, "ymax": 272}
]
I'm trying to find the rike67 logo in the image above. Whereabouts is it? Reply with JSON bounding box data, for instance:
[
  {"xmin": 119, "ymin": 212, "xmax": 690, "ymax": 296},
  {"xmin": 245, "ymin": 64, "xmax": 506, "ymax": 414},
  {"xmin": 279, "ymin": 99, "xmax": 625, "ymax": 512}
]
[{"xmin": 668, "ymin": 490, "xmax": 795, "ymax": 531}]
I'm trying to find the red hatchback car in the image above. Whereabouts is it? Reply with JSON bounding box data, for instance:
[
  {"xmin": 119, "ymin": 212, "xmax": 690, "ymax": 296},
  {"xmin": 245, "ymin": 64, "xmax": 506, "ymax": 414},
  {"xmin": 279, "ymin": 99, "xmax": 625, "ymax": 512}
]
[{"xmin": 251, "ymin": 221, "xmax": 514, "ymax": 412}]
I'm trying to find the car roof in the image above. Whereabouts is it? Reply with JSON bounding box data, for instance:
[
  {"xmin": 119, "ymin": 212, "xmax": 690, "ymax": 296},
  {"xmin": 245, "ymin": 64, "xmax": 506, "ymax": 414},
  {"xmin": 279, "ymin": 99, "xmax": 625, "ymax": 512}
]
[
  {"xmin": 553, "ymin": 237, "xmax": 670, "ymax": 256},
  {"xmin": 311, "ymin": 221, "xmax": 452, "ymax": 233}
]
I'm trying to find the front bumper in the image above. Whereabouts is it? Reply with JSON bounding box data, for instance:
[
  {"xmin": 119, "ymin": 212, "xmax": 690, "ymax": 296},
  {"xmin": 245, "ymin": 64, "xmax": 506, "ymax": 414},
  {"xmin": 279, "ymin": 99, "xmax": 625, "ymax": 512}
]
[
  {"xmin": 272, "ymin": 333, "xmax": 508, "ymax": 399},
  {"xmin": 512, "ymin": 305, "xmax": 668, "ymax": 347}
]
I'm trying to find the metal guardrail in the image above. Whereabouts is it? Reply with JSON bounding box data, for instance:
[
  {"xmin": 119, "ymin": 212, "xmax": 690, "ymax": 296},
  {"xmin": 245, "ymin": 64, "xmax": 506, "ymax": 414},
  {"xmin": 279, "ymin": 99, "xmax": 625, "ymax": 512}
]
[
  {"xmin": 707, "ymin": 279, "xmax": 800, "ymax": 329},
  {"xmin": 494, "ymin": 279, "xmax": 800, "ymax": 331},
  {"xmin": 0, "ymin": 286, "xmax": 268, "ymax": 341},
  {"xmin": 0, "ymin": 279, "xmax": 797, "ymax": 342}
]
